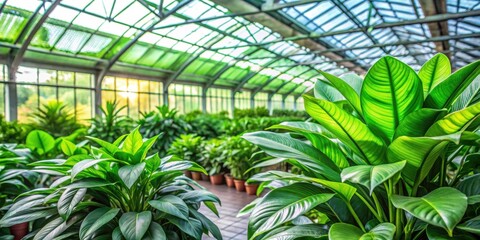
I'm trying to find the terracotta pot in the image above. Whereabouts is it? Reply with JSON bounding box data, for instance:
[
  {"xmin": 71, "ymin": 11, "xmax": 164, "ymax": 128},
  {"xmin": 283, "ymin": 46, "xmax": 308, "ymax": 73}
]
[
  {"xmin": 201, "ymin": 173, "xmax": 209, "ymax": 181},
  {"xmin": 184, "ymin": 170, "xmax": 192, "ymax": 178},
  {"xmin": 10, "ymin": 222, "xmax": 28, "ymax": 240},
  {"xmin": 209, "ymin": 174, "xmax": 224, "ymax": 185},
  {"xmin": 191, "ymin": 172, "xmax": 202, "ymax": 180},
  {"xmin": 234, "ymin": 179, "xmax": 246, "ymax": 192},
  {"xmin": 245, "ymin": 183, "xmax": 259, "ymax": 195},
  {"xmin": 225, "ymin": 173, "xmax": 235, "ymax": 188}
]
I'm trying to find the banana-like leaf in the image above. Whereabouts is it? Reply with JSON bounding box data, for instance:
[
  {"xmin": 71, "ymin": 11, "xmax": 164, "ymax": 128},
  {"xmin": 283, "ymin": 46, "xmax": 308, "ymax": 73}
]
[
  {"xmin": 248, "ymin": 183, "xmax": 335, "ymax": 239},
  {"xmin": 341, "ymin": 161, "xmax": 406, "ymax": 195},
  {"xmin": 394, "ymin": 108, "xmax": 447, "ymax": 138},
  {"xmin": 149, "ymin": 195, "xmax": 189, "ymax": 220},
  {"xmin": 452, "ymin": 75, "xmax": 480, "ymax": 111},
  {"xmin": 426, "ymin": 102, "xmax": 480, "ymax": 136},
  {"xmin": 243, "ymin": 131, "xmax": 340, "ymax": 181},
  {"xmin": 119, "ymin": 211, "xmax": 152, "ymax": 240},
  {"xmin": 118, "ymin": 162, "xmax": 145, "ymax": 189},
  {"xmin": 418, "ymin": 53, "xmax": 451, "ymax": 95},
  {"xmin": 79, "ymin": 207, "xmax": 120, "ymax": 239},
  {"xmin": 268, "ymin": 123, "xmax": 349, "ymax": 169},
  {"xmin": 304, "ymin": 95, "xmax": 386, "ymax": 165},
  {"xmin": 238, "ymin": 198, "xmax": 262, "ymax": 218},
  {"xmin": 457, "ymin": 215, "xmax": 480, "ymax": 234},
  {"xmin": 361, "ymin": 56, "xmax": 424, "ymax": 142},
  {"xmin": 58, "ymin": 188, "xmax": 86, "ymax": 220},
  {"xmin": 387, "ymin": 133, "xmax": 463, "ymax": 186},
  {"xmin": 391, "ymin": 187, "xmax": 467, "ymax": 236},
  {"xmin": 261, "ymin": 224, "xmax": 328, "ymax": 240},
  {"xmin": 315, "ymin": 79, "xmax": 345, "ymax": 102},
  {"xmin": 425, "ymin": 60, "xmax": 480, "ymax": 109},
  {"xmin": 320, "ymin": 71, "xmax": 363, "ymax": 117},
  {"xmin": 328, "ymin": 223, "xmax": 395, "ymax": 240}
]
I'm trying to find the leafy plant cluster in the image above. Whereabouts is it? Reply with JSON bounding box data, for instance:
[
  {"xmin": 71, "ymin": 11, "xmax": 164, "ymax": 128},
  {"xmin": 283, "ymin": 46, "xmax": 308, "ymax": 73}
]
[
  {"xmin": 0, "ymin": 129, "xmax": 222, "ymax": 239},
  {"xmin": 241, "ymin": 54, "xmax": 480, "ymax": 240},
  {"xmin": 224, "ymin": 116, "xmax": 302, "ymax": 136},
  {"xmin": 88, "ymin": 100, "xmax": 135, "ymax": 143},
  {"xmin": 0, "ymin": 114, "xmax": 30, "ymax": 144},
  {"xmin": 234, "ymin": 107, "xmax": 270, "ymax": 118},
  {"xmin": 271, "ymin": 109, "xmax": 308, "ymax": 118},
  {"xmin": 184, "ymin": 112, "xmax": 228, "ymax": 139}
]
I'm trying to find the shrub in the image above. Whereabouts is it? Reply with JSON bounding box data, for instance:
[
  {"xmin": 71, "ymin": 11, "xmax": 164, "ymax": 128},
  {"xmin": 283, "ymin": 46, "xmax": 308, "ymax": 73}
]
[
  {"xmin": 0, "ymin": 114, "xmax": 29, "ymax": 144},
  {"xmin": 241, "ymin": 54, "xmax": 480, "ymax": 239},
  {"xmin": 234, "ymin": 107, "xmax": 269, "ymax": 118},
  {"xmin": 184, "ymin": 113, "xmax": 228, "ymax": 139},
  {"xmin": 168, "ymin": 134, "xmax": 204, "ymax": 166},
  {"xmin": 88, "ymin": 100, "xmax": 134, "ymax": 143},
  {"xmin": 224, "ymin": 136, "xmax": 262, "ymax": 180},
  {"xmin": 0, "ymin": 129, "xmax": 221, "ymax": 239},
  {"xmin": 201, "ymin": 139, "xmax": 228, "ymax": 176}
]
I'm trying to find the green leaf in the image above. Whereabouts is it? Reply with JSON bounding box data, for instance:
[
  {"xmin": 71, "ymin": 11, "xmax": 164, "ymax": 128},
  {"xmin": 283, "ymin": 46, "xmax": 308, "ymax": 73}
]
[
  {"xmin": 168, "ymin": 217, "xmax": 202, "ymax": 239},
  {"xmin": 87, "ymin": 136, "xmax": 119, "ymax": 155},
  {"xmin": 315, "ymin": 79, "xmax": 345, "ymax": 102},
  {"xmin": 426, "ymin": 102, "xmax": 480, "ymax": 136},
  {"xmin": 425, "ymin": 59, "xmax": 480, "ymax": 109},
  {"xmin": 304, "ymin": 95, "xmax": 386, "ymax": 165},
  {"xmin": 71, "ymin": 159, "xmax": 109, "ymax": 180},
  {"xmin": 248, "ymin": 182, "xmax": 335, "ymax": 239},
  {"xmin": 341, "ymin": 161, "xmax": 406, "ymax": 195},
  {"xmin": 132, "ymin": 135, "xmax": 160, "ymax": 163},
  {"xmin": 80, "ymin": 207, "xmax": 120, "ymax": 239},
  {"xmin": 457, "ymin": 215, "xmax": 480, "ymax": 234},
  {"xmin": 119, "ymin": 211, "xmax": 152, "ymax": 240},
  {"xmin": 328, "ymin": 223, "xmax": 395, "ymax": 240},
  {"xmin": 391, "ymin": 187, "xmax": 467, "ymax": 236},
  {"xmin": 0, "ymin": 208, "xmax": 57, "ymax": 227},
  {"xmin": 142, "ymin": 222, "xmax": 166, "ymax": 240},
  {"xmin": 34, "ymin": 215, "xmax": 81, "ymax": 240},
  {"xmin": 456, "ymin": 173, "xmax": 480, "ymax": 197},
  {"xmin": 26, "ymin": 130, "xmax": 55, "ymax": 155},
  {"xmin": 118, "ymin": 162, "xmax": 145, "ymax": 189},
  {"xmin": 426, "ymin": 225, "xmax": 477, "ymax": 240},
  {"xmin": 149, "ymin": 195, "xmax": 189, "ymax": 220},
  {"xmin": 361, "ymin": 56, "xmax": 424, "ymax": 141},
  {"xmin": 64, "ymin": 178, "xmax": 113, "ymax": 189},
  {"xmin": 261, "ymin": 224, "xmax": 328, "ymax": 240},
  {"xmin": 58, "ymin": 188, "xmax": 86, "ymax": 220},
  {"xmin": 60, "ymin": 139, "xmax": 77, "ymax": 156},
  {"xmin": 418, "ymin": 53, "xmax": 451, "ymax": 95},
  {"xmin": 451, "ymin": 75, "xmax": 480, "ymax": 111},
  {"xmin": 394, "ymin": 108, "xmax": 447, "ymax": 138},
  {"xmin": 112, "ymin": 227, "xmax": 123, "ymax": 240},
  {"xmin": 189, "ymin": 209, "xmax": 222, "ymax": 240},
  {"xmin": 243, "ymin": 131, "xmax": 340, "ymax": 181},
  {"xmin": 238, "ymin": 198, "xmax": 261, "ymax": 218},
  {"xmin": 320, "ymin": 71, "xmax": 363, "ymax": 116},
  {"xmin": 122, "ymin": 128, "xmax": 143, "ymax": 155}
]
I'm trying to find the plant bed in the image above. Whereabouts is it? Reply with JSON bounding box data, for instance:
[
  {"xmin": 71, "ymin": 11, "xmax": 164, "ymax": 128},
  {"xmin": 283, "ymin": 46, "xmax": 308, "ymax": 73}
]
[
  {"xmin": 210, "ymin": 174, "xmax": 224, "ymax": 185},
  {"xmin": 234, "ymin": 179, "xmax": 246, "ymax": 192}
]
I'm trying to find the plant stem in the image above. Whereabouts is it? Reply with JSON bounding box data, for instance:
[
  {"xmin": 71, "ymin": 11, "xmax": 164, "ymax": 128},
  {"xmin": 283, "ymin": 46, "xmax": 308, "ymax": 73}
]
[
  {"xmin": 347, "ymin": 202, "xmax": 365, "ymax": 232},
  {"xmin": 372, "ymin": 192, "xmax": 387, "ymax": 221},
  {"xmin": 439, "ymin": 153, "xmax": 446, "ymax": 187},
  {"xmin": 404, "ymin": 218, "xmax": 416, "ymax": 240},
  {"xmin": 385, "ymin": 181, "xmax": 395, "ymax": 223},
  {"xmin": 355, "ymin": 192, "xmax": 382, "ymax": 222}
]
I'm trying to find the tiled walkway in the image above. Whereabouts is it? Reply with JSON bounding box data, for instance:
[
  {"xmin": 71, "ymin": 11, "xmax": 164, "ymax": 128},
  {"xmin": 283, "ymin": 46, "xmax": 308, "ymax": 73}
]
[{"xmin": 198, "ymin": 180, "xmax": 257, "ymax": 240}]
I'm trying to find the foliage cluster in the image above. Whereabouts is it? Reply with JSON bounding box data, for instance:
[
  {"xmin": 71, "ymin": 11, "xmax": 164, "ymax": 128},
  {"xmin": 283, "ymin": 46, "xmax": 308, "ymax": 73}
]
[
  {"xmin": 234, "ymin": 107, "xmax": 270, "ymax": 118},
  {"xmin": 0, "ymin": 114, "xmax": 30, "ymax": 144},
  {"xmin": 88, "ymin": 101, "xmax": 135, "ymax": 143}
]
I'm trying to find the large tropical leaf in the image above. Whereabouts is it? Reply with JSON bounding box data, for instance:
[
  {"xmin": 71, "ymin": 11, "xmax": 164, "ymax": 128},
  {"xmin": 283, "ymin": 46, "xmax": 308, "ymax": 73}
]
[
  {"xmin": 328, "ymin": 223, "xmax": 395, "ymax": 240},
  {"xmin": 143, "ymin": 222, "xmax": 166, "ymax": 240},
  {"xmin": 261, "ymin": 224, "xmax": 328, "ymax": 240},
  {"xmin": 418, "ymin": 53, "xmax": 451, "ymax": 95},
  {"xmin": 341, "ymin": 161, "xmax": 406, "ymax": 195},
  {"xmin": 71, "ymin": 159, "xmax": 110, "ymax": 179},
  {"xmin": 361, "ymin": 56, "xmax": 424, "ymax": 141},
  {"xmin": 149, "ymin": 195, "xmax": 189, "ymax": 220},
  {"xmin": 118, "ymin": 162, "xmax": 146, "ymax": 189},
  {"xmin": 243, "ymin": 131, "xmax": 340, "ymax": 181},
  {"xmin": 119, "ymin": 211, "xmax": 152, "ymax": 240},
  {"xmin": 79, "ymin": 207, "xmax": 120, "ymax": 239},
  {"xmin": 457, "ymin": 215, "xmax": 480, "ymax": 234},
  {"xmin": 451, "ymin": 75, "xmax": 480, "ymax": 111},
  {"xmin": 122, "ymin": 128, "xmax": 143, "ymax": 155},
  {"xmin": 248, "ymin": 183, "xmax": 335, "ymax": 239},
  {"xmin": 26, "ymin": 130, "xmax": 55, "ymax": 155},
  {"xmin": 425, "ymin": 60, "xmax": 480, "ymax": 109},
  {"xmin": 58, "ymin": 188, "xmax": 86, "ymax": 220},
  {"xmin": 391, "ymin": 187, "xmax": 467, "ymax": 236},
  {"xmin": 189, "ymin": 209, "xmax": 222, "ymax": 240},
  {"xmin": 314, "ymin": 79, "xmax": 344, "ymax": 102},
  {"xmin": 456, "ymin": 173, "xmax": 480, "ymax": 197},
  {"xmin": 426, "ymin": 101, "xmax": 480, "ymax": 136},
  {"xmin": 34, "ymin": 215, "xmax": 82, "ymax": 240},
  {"xmin": 394, "ymin": 108, "xmax": 447, "ymax": 138},
  {"xmin": 320, "ymin": 71, "xmax": 363, "ymax": 116},
  {"xmin": 304, "ymin": 95, "xmax": 386, "ymax": 165}
]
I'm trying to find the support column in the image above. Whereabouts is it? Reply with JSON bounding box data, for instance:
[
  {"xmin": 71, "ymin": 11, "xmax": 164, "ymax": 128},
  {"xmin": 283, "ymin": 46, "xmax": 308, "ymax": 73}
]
[
  {"xmin": 202, "ymin": 87, "xmax": 207, "ymax": 113},
  {"xmin": 163, "ymin": 83, "xmax": 170, "ymax": 107},
  {"xmin": 250, "ymin": 91, "xmax": 255, "ymax": 109},
  {"xmin": 6, "ymin": 62, "xmax": 17, "ymax": 121},
  {"xmin": 294, "ymin": 95, "xmax": 300, "ymax": 111},
  {"xmin": 94, "ymin": 73, "xmax": 102, "ymax": 116},
  {"xmin": 281, "ymin": 95, "xmax": 287, "ymax": 110},
  {"xmin": 230, "ymin": 90, "xmax": 235, "ymax": 118},
  {"xmin": 267, "ymin": 92, "xmax": 273, "ymax": 115}
]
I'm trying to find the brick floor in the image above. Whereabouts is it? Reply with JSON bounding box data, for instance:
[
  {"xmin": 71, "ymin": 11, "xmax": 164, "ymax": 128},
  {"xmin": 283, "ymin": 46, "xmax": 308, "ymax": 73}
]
[{"xmin": 198, "ymin": 180, "xmax": 257, "ymax": 240}]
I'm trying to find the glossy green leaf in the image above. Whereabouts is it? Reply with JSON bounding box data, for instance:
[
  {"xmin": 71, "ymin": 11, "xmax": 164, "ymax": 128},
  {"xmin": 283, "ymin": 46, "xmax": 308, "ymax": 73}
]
[
  {"xmin": 71, "ymin": 159, "xmax": 109, "ymax": 180},
  {"xmin": 149, "ymin": 195, "xmax": 188, "ymax": 220},
  {"xmin": 451, "ymin": 75, "xmax": 480, "ymax": 111},
  {"xmin": 0, "ymin": 208, "xmax": 57, "ymax": 227},
  {"xmin": 87, "ymin": 136, "xmax": 119, "ymax": 154},
  {"xmin": 112, "ymin": 227, "xmax": 123, "ymax": 240},
  {"xmin": 64, "ymin": 178, "xmax": 113, "ymax": 189},
  {"xmin": 261, "ymin": 224, "xmax": 328, "ymax": 240},
  {"xmin": 118, "ymin": 162, "xmax": 145, "ymax": 189},
  {"xmin": 132, "ymin": 135, "xmax": 159, "ymax": 163},
  {"xmin": 341, "ymin": 161, "xmax": 406, "ymax": 195},
  {"xmin": 361, "ymin": 56, "xmax": 423, "ymax": 141},
  {"xmin": 60, "ymin": 139, "xmax": 77, "ymax": 156},
  {"xmin": 394, "ymin": 108, "xmax": 447, "ymax": 138},
  {"xmin": 26, "ymin": 130, "xmax": 55, "ymax": 155},
  {"xmin": 189, "ymin": 209, "xmax": 222, "ymax": 240},
  {"xmin": 304, "ymin": 95, "xmax": 386, "ymax": 165},
  {"xmin": 80, "ymin": 207, "xmax": 120, "ymax": 239},
  {"xmin": 391, "ymin": 187, "xmax": 467, "ymax": 236},
  {"xmin": 122, "ymin": 128, "xmax": 143, "ymax": 154},
  {"xmin": 143, "ymin": 222, "xmax": 166, "ymax": 240},
  {"xmin": 168, "ymin": 217, "xmax": 202, "ymax": 239},
  {"xmin": 320, "ymin": 71, "xmax": 363, "ymax": 116},
  {"xmin": 58, "ymin": 188, "xmax": 86, "ymax": 220},
  {"xmin": 248, "ymin": 183, "xmax": 335, "ymax": 239},
  {"xmin": 456, "ymin": 173, "xmax": 480, "ymax": 197},
  {"xmin": 315, "ymin": 79, "xmax": 344, "ymax": 102},
  {"xmin": 329, "ymin": 223, "xmax": 395, "ymax": 240},
  {"xmin": 426, "ymin": 225, "xmax": 477, "ymax": 240},
  {"xmin": 425, "ymin": 59, "xmax": 480, "ymax": 109},
  {"xmin": 418, "ymin": 53, "xmax": 451, "ymax": 95},
  {"xmin": 457, "ymin": 215, "xmax": 480, "ymax": 234},
  {"xmin": 119, "ymin": 211, "xmax": 152, "ymax": 240},
  {"xmin": 426, "ymin": 101, "xmax": 480, "ymax": 136},
  {"xmin": 243, "ymin": 131, "xmax": 340, "ymax": 181},
  {"xmin": 34, "ymin": 215, "xmax": 81, "ymax": 240}
]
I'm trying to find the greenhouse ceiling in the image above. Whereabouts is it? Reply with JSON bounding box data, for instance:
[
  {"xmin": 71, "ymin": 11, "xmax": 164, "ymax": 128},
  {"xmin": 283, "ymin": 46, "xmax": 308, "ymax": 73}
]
[{"xmin": 0, "ymin": 0, "xmax": 479, "ymax": 96}]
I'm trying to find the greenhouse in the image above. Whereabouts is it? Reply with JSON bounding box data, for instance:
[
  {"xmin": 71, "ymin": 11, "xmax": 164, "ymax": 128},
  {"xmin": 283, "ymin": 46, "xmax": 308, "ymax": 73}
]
[{"xmin": 0, "ymin": 0, "xmax": 479, "ymax": 239}]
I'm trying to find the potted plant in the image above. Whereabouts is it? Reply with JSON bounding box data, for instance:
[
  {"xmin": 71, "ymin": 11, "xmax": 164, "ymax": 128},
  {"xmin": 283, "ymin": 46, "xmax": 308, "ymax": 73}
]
[
  {"xmin": 225, "ymin": 172, "xmax": 235, "ymax": 188},
  {"xmin": 240, "ymin": 54, "xmax": 480, "ymax": 239},
  {"xmin": 0, "ymin": 129, "xmax": 222, "ymax": 239},
  {"xmin": 168, "ymin": 134, "xmax": 204, "ymax": 180},
  {"xmin": 202, "ymin": 139, "xmax": 227, "ymax": 185}
]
